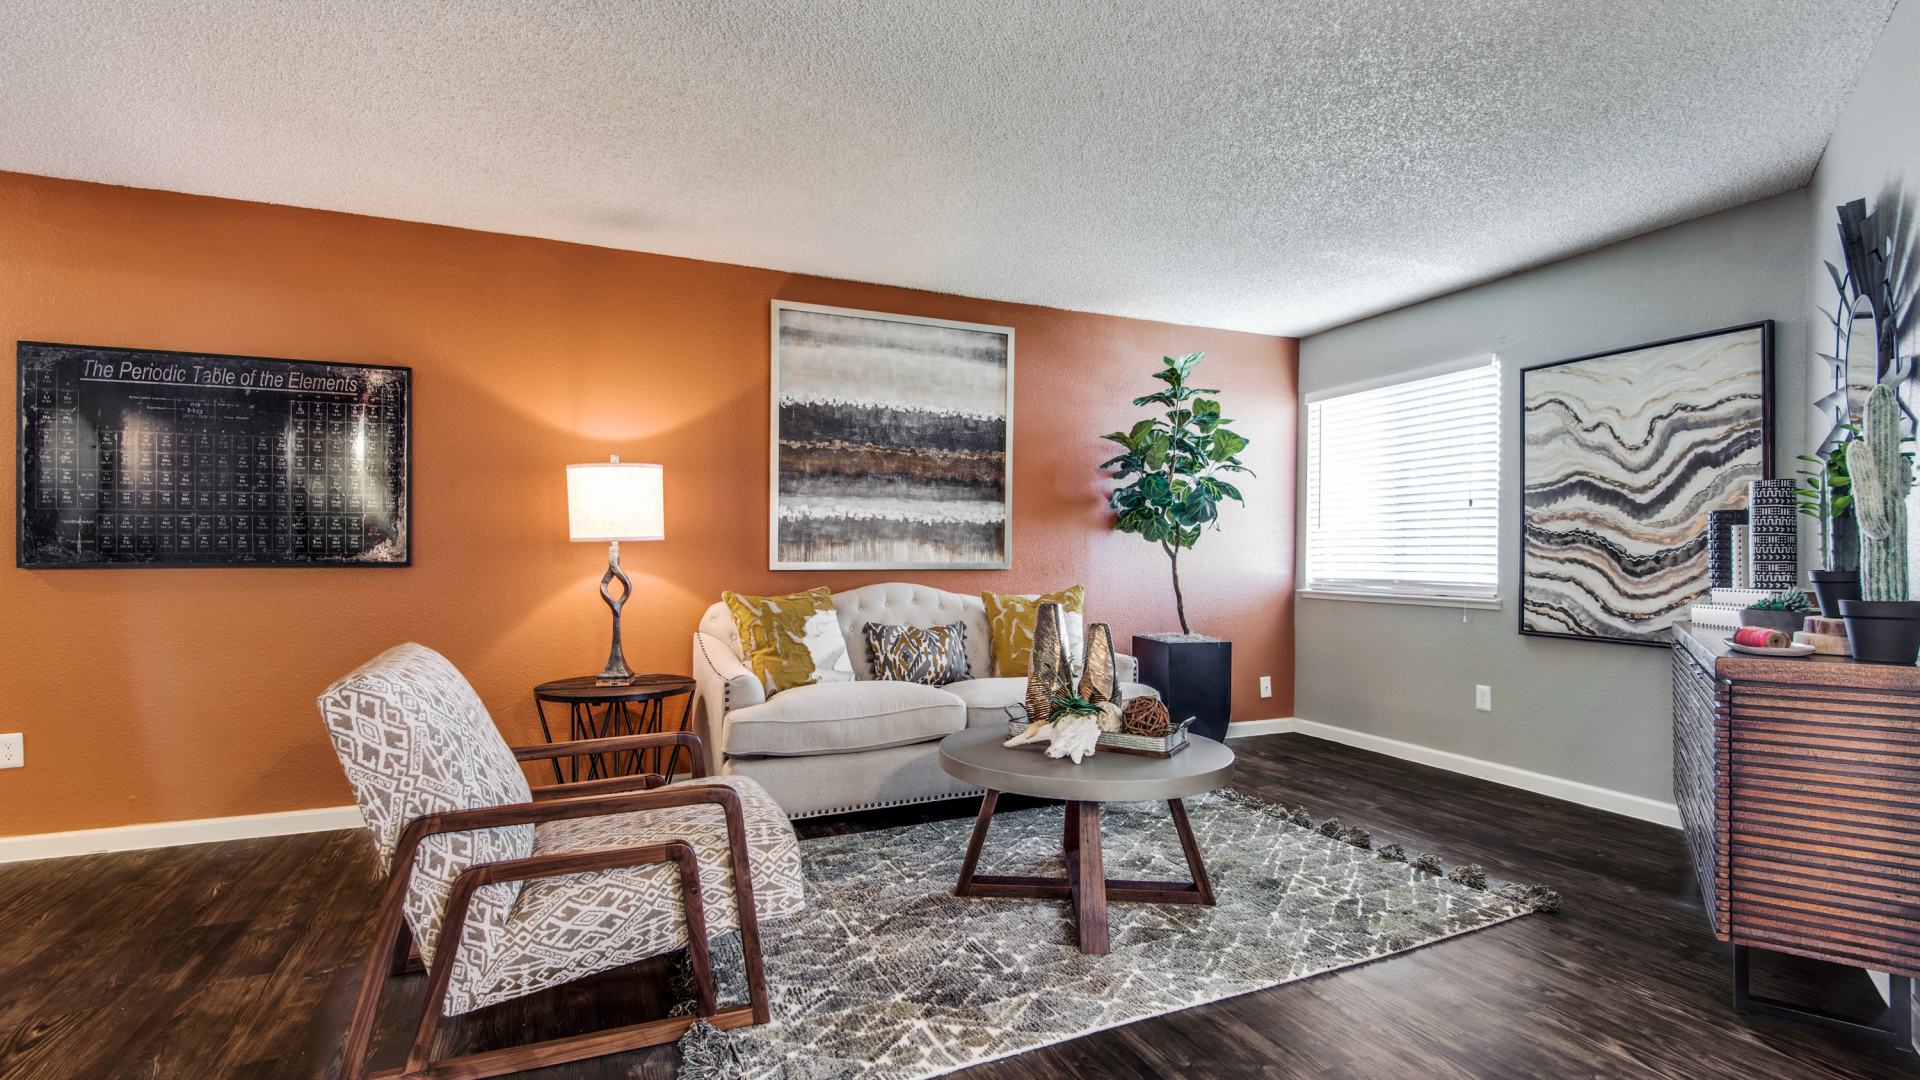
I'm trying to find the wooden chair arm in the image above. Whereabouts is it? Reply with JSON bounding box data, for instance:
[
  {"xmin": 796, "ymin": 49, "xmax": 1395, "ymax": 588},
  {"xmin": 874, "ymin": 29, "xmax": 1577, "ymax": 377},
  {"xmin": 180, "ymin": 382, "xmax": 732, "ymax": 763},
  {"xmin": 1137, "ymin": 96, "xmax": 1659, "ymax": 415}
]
[
  {"xmin": 459, "ymin": 837, "xmax": 696, "ymax": 888},
  {"xmin": 530, "ymin": 773, "xmax": 665, "ymax": 801},
  {"xmin": 391, "ymin": 783, "xmax": 743, "ymax": 877},
  {"xmin": 511, "ymin": 731, "xmax": 708, "ymax": 777}
]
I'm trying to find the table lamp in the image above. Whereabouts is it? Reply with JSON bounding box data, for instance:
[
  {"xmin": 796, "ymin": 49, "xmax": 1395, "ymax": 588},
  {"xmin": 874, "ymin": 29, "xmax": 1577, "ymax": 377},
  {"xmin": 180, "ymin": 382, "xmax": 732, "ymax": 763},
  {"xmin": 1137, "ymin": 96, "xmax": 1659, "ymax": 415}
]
[{"xmin": 567, "ymin": 456, "xmax": 664, "ymax": 685}]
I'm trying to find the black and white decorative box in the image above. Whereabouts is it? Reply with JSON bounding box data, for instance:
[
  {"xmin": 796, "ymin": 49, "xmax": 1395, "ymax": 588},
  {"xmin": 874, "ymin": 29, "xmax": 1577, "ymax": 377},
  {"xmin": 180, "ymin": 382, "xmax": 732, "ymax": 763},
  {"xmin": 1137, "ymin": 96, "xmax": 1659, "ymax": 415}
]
[{"xmin": 1746, "ymin": 479, "xmax": 1798, "ymax": 592}]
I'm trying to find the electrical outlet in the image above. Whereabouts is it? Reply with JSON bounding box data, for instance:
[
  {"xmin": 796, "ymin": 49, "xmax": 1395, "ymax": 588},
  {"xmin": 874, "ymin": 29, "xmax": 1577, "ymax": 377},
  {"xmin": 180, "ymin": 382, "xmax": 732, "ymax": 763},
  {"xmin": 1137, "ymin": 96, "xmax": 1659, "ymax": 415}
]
[
  {"xmin": 1474, "ymin": 685, "xmax": 1492, "ymax": 712},
  {"xmin": 0, "ymin": 733, "xmax": 20, "ymax": 769},
  {"xmin": 1259, "ymin": 676, "xmax": 1272, "ymax": 698}
]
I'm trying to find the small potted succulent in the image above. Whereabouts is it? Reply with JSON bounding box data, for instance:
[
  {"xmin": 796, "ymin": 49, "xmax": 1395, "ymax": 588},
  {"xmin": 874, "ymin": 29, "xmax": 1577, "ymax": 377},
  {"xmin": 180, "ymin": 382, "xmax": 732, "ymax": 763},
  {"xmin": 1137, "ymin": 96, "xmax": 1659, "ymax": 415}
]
[{"xmin": 1739, "ymin": 587, "xmax": 1814, "ymax": 634}]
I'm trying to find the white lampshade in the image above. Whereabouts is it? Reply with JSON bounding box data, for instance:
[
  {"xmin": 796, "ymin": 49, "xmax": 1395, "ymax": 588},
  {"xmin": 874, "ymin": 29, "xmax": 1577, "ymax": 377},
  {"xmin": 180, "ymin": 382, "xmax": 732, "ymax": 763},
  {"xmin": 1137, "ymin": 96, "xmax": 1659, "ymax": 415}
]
[{"xmin": 567, "ymin": 460, "xmax": 664, "ymax": 542}]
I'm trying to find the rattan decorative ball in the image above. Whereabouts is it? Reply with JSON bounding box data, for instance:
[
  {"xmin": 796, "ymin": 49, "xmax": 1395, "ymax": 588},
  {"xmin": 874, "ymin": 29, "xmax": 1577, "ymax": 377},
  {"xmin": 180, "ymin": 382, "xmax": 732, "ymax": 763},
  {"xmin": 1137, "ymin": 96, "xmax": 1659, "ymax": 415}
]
[{"xmin": 1120, "ymin": 697, "xmax": 1171, "ymax": 737}]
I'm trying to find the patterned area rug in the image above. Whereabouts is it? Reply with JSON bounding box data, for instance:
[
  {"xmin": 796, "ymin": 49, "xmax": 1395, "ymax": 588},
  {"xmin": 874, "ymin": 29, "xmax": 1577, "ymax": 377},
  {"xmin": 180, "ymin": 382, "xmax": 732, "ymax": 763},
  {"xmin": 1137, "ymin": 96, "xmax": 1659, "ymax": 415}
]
[{"xmin": 684, "ymin": 789, "xmax": 1551, "ymax": 1080}]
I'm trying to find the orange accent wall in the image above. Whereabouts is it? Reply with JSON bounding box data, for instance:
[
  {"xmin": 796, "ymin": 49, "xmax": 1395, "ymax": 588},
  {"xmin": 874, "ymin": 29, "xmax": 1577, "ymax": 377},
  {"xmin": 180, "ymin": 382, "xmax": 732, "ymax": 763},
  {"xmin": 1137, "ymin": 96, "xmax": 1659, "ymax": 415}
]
[{"xmin": 0, "ymin": 171, "xmax": 1297, "ymax": 837}]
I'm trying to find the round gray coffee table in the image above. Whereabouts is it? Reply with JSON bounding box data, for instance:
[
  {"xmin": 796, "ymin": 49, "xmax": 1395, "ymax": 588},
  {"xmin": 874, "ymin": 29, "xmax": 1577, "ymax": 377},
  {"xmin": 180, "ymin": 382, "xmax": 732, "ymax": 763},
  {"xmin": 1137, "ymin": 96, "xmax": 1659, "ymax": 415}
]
[{"xmin": 938, "ymin": 726, "xmax": 1236, "ymax": 955}]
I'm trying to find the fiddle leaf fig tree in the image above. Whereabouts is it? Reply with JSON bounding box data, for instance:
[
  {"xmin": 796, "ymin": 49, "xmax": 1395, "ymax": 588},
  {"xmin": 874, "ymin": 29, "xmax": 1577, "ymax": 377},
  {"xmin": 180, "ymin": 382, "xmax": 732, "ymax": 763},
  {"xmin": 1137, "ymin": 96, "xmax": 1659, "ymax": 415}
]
[{"xmin": 1100, "ymin": 352, "xmax": 1253, "ymax": 634}]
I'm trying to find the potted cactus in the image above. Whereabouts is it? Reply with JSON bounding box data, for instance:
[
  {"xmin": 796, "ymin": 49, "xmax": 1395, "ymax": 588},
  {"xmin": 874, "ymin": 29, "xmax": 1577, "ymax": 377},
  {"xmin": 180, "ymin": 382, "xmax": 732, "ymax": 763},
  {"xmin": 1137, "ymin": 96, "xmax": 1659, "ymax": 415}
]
[{"xmin": 1838, "ymin": 384, "xmax": 1920, "ymax": 663}]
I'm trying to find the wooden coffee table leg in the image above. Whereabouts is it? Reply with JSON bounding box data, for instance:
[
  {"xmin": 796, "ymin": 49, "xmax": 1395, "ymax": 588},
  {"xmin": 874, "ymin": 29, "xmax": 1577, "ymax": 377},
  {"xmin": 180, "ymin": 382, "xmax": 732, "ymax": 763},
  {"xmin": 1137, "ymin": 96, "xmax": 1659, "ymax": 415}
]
[
  {"xmin": 1063, "ymin": 800, "xmax": 1081, "ymax": 854},
  {"xmin": 1168, "ymin": 798, "xmax": 1215, "ymax": 906},
  {"xmin": 955, "ymin": 790, "xmax": 1001, "ymax": 895},
  {"xmin": 1076, "ymin": 801, "xmax": 1109, "ymax": 954}
]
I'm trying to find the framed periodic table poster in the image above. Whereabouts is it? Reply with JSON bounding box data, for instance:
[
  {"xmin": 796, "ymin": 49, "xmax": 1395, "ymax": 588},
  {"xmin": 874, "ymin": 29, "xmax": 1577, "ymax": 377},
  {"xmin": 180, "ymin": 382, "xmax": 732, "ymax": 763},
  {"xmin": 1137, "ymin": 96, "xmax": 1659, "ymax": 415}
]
[{"xmin": 16, "ymin": 342, "xmax": 411, "ymax": 568}]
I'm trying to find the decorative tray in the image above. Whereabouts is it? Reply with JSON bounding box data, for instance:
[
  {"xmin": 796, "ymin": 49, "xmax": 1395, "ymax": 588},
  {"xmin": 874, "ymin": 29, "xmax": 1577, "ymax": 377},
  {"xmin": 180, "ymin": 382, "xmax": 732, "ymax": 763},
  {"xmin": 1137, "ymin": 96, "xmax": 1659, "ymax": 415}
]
[{"xmin": 1004, "ymin": 710, "xmax": 1192, "ymax": 757}]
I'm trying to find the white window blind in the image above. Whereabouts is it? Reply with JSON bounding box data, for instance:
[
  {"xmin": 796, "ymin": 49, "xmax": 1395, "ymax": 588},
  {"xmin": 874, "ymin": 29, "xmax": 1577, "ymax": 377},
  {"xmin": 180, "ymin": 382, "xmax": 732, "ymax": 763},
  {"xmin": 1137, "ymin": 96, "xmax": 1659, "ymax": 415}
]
[{"xmin": 1306, "ymin": 359, "xmax": 1500, "ymax": 601}]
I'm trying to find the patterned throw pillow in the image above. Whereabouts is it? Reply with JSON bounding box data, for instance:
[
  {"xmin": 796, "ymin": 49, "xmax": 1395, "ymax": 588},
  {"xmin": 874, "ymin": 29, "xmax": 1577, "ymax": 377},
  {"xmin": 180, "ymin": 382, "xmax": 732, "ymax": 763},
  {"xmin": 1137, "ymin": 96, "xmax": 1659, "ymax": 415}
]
[
  {"xmin": 981, "ymin": 586, "xmax": 1086, "ymax": 677},
  {"xmin": 865, "ymin": 621, "xmax": 971, "ymax": 686},
  {"xmin": 723, "ymin": 587, "xmax": 855, "ymax": 695}
]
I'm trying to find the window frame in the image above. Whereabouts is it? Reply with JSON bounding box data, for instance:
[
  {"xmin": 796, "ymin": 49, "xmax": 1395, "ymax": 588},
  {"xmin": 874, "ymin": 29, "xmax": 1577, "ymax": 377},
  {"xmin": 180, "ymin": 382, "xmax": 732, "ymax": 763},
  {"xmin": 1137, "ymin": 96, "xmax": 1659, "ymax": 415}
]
[{"xmin": 1300, "ymin": 353, "xmax": 1503, "ymax": 609}]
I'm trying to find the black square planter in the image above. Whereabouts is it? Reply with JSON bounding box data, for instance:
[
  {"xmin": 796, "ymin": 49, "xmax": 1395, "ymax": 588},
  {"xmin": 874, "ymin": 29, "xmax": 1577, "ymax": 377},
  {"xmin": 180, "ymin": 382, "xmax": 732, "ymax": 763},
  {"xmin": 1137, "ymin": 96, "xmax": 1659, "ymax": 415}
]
[{"xmin": 1131, "ymin": 634, "xmax": 1232, "ymax": 744}]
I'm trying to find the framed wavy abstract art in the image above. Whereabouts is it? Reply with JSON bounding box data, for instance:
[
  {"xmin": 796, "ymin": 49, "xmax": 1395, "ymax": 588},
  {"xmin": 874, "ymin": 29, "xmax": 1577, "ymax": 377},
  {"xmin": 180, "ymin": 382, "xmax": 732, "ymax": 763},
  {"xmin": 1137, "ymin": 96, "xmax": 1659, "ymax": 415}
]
[
  {"xmin": 1520, "ymin": 322, "xmax": 1773, "ymax": 645},
  {"xmin": 770, "ymin": 301, "xmax": 1013, "ymax": 570}
]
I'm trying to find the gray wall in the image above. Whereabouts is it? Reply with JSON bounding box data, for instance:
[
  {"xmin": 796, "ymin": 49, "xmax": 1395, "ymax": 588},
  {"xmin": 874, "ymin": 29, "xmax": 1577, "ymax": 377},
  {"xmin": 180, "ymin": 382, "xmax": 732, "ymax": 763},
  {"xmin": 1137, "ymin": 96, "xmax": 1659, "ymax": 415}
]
[
  {"xmin": 1805, "ymin": 0, "xmax": 1920, "ymax": 464},
  {"xmin": 1295, "ymin": 190, "xmax": 1809, "ymax": 805}
]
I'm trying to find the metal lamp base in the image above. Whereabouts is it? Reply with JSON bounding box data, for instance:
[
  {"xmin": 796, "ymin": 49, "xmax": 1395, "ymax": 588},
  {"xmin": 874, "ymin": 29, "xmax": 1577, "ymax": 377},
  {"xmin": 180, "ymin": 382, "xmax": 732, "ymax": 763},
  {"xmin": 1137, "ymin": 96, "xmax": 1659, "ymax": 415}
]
[{"xmin": 596, "ymin": 540, "xmax": 636, "ymax": 686}]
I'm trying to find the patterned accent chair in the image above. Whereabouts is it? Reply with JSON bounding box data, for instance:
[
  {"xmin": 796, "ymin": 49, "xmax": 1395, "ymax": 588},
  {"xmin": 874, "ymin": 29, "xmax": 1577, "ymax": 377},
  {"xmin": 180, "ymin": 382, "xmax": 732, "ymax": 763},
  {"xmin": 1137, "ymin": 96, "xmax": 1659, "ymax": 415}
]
[{"xmin": 317, "ymin": 643, "xmax": 804, "ymax": 1080}]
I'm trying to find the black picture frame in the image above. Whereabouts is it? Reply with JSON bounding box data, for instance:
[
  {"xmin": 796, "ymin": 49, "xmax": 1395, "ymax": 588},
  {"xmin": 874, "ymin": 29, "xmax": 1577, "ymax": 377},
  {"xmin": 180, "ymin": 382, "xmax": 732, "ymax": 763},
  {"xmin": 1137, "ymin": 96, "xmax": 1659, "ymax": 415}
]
[
  {"xmin": 17, "ymin": 341, "xmax": 412, "ymax": 569},
  {"xmin": 1519, "ymin": 321, "xmax": 1773, "ymax": 646}
]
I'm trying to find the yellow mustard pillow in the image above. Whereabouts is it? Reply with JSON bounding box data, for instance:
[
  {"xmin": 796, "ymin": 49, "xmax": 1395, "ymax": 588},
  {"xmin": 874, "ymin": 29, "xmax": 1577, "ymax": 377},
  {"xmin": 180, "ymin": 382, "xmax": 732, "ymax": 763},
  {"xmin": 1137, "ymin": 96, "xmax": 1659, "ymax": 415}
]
[
  {"xmin": 723, "ymin": 587, "xmax": 854, "ymax": 695},
  {"xmin": 981, "ymin": 586, "xmax": 1086, "ymax": 677}
]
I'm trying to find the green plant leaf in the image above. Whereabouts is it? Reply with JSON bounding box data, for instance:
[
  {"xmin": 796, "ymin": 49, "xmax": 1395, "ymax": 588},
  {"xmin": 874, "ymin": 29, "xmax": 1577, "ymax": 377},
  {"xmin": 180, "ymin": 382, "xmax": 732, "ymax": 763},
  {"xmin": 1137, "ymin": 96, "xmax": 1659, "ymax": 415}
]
[
  {"xmin": 1144, "ymin": 432, "xmax": 1171, "ymax": 470},
  {"xmin": 1208, "ymin": 429, "xmax": 1250, "ymax": 461}
]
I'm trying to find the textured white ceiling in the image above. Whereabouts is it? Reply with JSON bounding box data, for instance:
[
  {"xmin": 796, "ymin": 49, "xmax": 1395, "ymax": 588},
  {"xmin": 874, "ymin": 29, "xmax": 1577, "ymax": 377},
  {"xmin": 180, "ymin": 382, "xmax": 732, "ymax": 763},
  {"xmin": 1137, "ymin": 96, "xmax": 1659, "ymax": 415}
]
[{"xmin": 0, "ymin": 1, "xmax": 1898, "ymax": 336}]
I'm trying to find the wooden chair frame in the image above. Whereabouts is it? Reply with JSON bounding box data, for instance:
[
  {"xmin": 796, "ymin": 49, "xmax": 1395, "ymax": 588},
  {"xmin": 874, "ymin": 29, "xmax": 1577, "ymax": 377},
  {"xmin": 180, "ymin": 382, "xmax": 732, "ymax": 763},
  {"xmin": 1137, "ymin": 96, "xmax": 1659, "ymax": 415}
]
[{"xmin": 337, "ymin": 731, "xmax": 772, "ymax": 1080}]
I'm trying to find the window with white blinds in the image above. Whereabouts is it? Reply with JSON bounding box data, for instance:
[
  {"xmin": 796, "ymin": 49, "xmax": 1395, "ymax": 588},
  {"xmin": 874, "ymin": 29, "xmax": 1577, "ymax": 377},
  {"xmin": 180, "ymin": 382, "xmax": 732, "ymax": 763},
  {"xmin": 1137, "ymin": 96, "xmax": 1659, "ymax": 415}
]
[{"xmin": 1305, "ymin": 358, "xmax": 1501, "ymax": 601}]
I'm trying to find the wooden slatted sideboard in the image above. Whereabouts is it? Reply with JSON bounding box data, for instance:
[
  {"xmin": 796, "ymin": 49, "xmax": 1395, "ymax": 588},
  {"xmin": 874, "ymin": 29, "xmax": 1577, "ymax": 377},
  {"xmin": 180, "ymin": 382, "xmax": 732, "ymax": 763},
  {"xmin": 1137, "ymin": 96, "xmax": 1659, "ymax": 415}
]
[{"xmin": 1671, "ymin": 620, "xmax": 1919, "ymax": 1050}]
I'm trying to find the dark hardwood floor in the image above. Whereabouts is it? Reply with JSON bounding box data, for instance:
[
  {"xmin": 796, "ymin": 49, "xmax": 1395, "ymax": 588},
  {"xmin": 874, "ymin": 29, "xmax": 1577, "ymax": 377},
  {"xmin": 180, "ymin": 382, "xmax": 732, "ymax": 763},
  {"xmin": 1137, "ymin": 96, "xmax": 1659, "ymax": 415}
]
[{"xmin": 1, "ymin": 733, "xmax": 1915, "ymax": 1079}]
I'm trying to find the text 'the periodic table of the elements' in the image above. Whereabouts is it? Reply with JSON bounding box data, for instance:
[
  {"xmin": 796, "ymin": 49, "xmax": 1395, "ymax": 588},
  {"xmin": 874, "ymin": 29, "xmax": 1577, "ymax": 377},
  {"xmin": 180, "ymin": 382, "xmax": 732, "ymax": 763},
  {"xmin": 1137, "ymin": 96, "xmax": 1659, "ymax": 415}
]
[{"xmin": 16, "ymin": 342, "xmax": 411, "ymax": 568}]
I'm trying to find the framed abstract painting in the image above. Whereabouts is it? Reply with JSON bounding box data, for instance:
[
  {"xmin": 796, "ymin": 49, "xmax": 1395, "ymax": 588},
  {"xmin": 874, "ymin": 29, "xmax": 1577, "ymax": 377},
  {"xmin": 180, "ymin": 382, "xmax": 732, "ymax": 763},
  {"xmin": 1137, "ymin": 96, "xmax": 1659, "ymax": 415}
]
[
  {"xmin": 1519, "ymin": 322, "xmax": 1772, "ymax": 645},
  {"xmin": 770, "ymin": 301, "xmax": 1013, "ymax": 570}
]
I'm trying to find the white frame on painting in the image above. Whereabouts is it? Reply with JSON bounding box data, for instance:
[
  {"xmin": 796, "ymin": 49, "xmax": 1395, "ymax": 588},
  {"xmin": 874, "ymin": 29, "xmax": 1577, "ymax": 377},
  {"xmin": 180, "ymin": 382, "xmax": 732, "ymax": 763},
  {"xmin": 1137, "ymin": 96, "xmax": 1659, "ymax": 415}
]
[{"xmin": 769, "ymin": 301, "xmax": 1015, "ymax": 570}]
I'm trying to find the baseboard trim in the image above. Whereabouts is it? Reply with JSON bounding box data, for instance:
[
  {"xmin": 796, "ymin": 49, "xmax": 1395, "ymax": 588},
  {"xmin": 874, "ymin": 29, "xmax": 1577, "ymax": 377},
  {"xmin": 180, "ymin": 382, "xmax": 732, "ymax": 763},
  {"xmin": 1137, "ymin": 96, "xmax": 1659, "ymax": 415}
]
[
  {"xmin": 1227, "ymin": 717, "xmax": 1682, "ymax": 829},
  {"xmin": 2, "ymin": 717, "xmax": 1679, "ymax": 861},
  {"xmin": 0, "ymin": 805, "xmax": 366, "ymax": 864}
]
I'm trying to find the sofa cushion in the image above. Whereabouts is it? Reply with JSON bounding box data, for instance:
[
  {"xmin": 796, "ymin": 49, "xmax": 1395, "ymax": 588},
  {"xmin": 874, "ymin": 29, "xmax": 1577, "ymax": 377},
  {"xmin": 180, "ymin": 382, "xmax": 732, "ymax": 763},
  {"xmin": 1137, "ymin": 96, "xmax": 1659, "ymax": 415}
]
[
  {"xmin": 723, "ymin": 587, "xmax": 855, "ymax": 695},
  {"xmin": 944, "ymin": 677, "xmax": 1160, "ymax": 729},
  {"xmin": 829, "ymin": 583, "xmax": 992, "ymax": 681},
  {"xmin": 724, "ymin": 679, "xmax": 965, "ymax": 757},
  {"xmin": 981, "ymin": 587, "xmax": 1085, "ymax": 676},
  {"xmin": 865, "ymin": 620, "xmax": 971, "ymax": 685}
]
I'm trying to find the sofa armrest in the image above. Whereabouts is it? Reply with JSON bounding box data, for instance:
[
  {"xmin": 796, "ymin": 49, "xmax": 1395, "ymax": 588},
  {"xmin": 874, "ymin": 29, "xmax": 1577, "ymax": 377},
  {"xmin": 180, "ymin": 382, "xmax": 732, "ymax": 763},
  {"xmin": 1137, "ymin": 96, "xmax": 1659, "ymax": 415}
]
[
  {"xmin": 1116, "ymin": 652, "xmax": 1138, "ymax": 684},
  {"xmin": 692, "ymin": 632, "xmax": 764, "ymax": 775}
]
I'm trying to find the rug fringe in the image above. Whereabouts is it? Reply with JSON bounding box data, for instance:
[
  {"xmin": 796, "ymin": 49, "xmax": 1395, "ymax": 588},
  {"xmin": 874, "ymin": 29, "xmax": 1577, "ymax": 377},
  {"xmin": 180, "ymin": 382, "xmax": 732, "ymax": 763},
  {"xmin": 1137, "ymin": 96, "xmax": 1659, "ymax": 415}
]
[
  {"xmin": 1209, "ymin": 787, "xmax": 1562, "ymax": 913},
  {"xmin": 674, "ymin": 1019, "xmax": 744, "ymax": 1080}
]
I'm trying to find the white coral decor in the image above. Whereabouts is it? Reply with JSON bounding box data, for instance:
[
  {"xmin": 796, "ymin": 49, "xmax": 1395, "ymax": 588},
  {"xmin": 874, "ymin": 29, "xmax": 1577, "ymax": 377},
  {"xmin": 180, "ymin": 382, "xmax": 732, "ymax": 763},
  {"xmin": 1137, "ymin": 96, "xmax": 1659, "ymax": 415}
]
[{"xmin": 1004, "ymin": 710, "xmax": 1105, "ymax": 764}]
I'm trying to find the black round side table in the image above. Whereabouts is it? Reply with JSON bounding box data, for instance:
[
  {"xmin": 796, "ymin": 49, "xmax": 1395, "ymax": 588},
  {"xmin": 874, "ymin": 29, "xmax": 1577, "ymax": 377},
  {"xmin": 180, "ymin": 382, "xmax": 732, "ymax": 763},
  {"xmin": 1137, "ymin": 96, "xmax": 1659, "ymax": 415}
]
[{"xmin": 532, "ymin": 674, "xmax": 697, "ymax": 783}]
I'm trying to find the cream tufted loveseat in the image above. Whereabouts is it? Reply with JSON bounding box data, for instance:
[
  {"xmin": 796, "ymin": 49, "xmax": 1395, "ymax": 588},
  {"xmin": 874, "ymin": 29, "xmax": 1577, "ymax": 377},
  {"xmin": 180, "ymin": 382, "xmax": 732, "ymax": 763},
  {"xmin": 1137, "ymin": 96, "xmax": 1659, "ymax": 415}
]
[{"xmin": 690, "ymin": 582, "xmax": 1157, "ymax": 818}]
